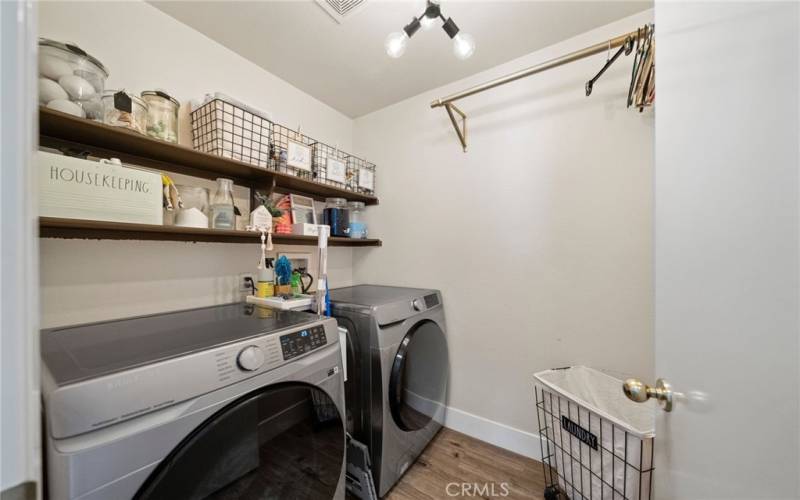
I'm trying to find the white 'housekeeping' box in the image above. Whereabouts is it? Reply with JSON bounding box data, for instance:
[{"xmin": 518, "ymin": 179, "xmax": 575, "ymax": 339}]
[
  {"xmin": 39, "ymin": 151, "xmax": 162, "ymax": 225},
  {"xmin": 534, "ymin": 366, "xmax": 656, "ymax": 500}
]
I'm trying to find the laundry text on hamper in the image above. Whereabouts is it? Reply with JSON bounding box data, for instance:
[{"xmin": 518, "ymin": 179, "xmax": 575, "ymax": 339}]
[{"xmin": 561, "ymin": 415, "xmax": 598, "ymax": 450}]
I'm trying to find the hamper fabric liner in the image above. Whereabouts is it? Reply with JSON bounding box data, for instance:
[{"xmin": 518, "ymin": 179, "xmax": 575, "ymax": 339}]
[{"xmin": 534, "ymin": 366, "xmax": 655, "ymax": 500}]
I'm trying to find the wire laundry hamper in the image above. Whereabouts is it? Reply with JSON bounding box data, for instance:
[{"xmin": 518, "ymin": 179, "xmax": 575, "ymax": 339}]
[{"xmin": 534, "ymin": 366, "xmax": 655, "ymax": 500}]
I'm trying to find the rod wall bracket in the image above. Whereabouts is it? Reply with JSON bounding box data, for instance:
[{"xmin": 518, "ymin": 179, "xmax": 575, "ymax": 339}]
[{"xmin": 444, "ymin": 103, "xmax": 467, "ymax": 152}]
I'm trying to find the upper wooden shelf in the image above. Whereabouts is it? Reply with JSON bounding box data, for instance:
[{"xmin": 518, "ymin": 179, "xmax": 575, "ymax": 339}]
[
  {"xmin": 38, "ymin": 107, "xmax": 379, "ymax": 206},
  {"xmin": 39, "ymin": 217, "xmax": 382, "ymax": 246}
]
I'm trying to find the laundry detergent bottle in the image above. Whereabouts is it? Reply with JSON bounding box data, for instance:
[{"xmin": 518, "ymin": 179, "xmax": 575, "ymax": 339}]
[{"xmin": 257, "ymin": 258, "xmax": 274, "ymax": 297}]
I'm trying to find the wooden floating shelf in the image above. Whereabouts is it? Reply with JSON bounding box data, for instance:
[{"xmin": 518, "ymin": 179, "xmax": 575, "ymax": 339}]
[
  {"xmin": 39, "ymin": 218, "xmax": 382, "ymax": 247},
  {"xmin": 38, "ymin": 107, "xmax": 379, "ymax": 206}
]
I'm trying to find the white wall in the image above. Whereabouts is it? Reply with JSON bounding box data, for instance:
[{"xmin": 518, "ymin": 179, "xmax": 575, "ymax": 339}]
[
  {"xmin": 353, "ymin": 10, "xmax": 654, "ymax": 456},
  {"xmin": 37, "ymin": 1, "xmax": 356, "ymax": 328}
]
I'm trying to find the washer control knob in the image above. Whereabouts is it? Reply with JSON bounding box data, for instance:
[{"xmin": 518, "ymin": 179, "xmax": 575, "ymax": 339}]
[
  {"xmin": 237, "ymin": 346, "xmax": 265, "ymax": 371},
  {"xmin": 412, "ymin": 299, "xmax": 424, "ymax": 311}
]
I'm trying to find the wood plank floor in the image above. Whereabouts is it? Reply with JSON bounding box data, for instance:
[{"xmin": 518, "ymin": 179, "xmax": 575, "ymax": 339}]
[{"xmin": 363, "ymin": 428, "xmax": 548, "ymax": 500}]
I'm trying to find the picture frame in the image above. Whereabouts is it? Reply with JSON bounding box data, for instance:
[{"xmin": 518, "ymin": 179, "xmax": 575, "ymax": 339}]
[
  {"xmin": 287, "ymin": 140, "xmax": 312, "ymax": 172},
  {"xmin": 289, "ymin": 194, "xmax": 317, "ymax": 224},
  {"xmin": 326, "ymin": 157, "xmax": 347, "ymax": 184}
]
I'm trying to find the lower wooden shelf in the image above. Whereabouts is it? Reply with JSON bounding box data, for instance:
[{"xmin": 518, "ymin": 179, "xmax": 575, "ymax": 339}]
[{"xmin": 39, "ymin": 217, "xmax": 382, "ymax": 247}]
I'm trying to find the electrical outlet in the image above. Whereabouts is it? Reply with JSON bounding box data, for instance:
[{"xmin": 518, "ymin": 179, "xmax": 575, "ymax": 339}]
[{"xmin": 238, "ymin": 273, "xmax": 255, "ymax": 292}]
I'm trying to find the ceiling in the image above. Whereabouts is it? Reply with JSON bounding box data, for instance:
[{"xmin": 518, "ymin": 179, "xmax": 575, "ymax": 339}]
[{"xmin": 150, "ymin": 1, "xmax": 651, "ymax": 118}]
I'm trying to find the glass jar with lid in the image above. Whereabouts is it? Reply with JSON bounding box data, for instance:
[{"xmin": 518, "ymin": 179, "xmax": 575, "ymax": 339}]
[
  {"xmin": 323, "ymin": 197, "xmax": 349, "ymax": 237},
  {"xmin": 38, "ymin": 38, "xmax": 109, "ymax": 120},
  {"xmin": 346, "ymin": 201, "xmax": 367, "ymax": 239},
  {"xmin": 102, "ymin": 90, "xmax": 148, "ymax": 134},
  {"xmin": 141, "ymin": 90, "xmax": 179, "ymax": 143}
]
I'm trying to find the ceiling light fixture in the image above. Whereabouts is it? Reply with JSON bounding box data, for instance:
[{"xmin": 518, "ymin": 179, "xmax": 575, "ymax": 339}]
[{"xmin": 385, "ymin": 0, "xmax": 475, "ymax": 60}]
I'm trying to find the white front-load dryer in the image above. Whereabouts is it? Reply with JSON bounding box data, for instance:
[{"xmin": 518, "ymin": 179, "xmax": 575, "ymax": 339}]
[
  {"xmin": 41, "ymin": 303, "xmax": 346, "ymax": 500},
  {"xmin": 330, "ymin": 285, "xmax": 449, "ymax": 497}
]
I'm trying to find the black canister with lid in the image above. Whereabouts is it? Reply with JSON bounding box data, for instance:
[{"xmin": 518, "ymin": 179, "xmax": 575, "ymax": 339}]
[{"xmin": 323, "ymin": 197, "xmax": 349, "ymax": 236}]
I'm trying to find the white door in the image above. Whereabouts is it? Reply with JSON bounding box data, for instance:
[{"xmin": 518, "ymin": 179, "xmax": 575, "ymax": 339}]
[
  {"xmin": 1, "ymin": 0, "xmax": 41, "ymax": 499},
  {"xmin": 653, "ymin": 1, "xmax": 799, "ymax": 498}
]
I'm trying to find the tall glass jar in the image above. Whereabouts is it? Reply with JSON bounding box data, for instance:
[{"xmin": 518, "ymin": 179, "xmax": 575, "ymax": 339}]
[
  {"xmin": 346, "ymin": 201, "xmax": 367, "ymax": 239},
  {"xmin": 141, "ymin": 90, "xmax": 179, "ymax": 143},
  {"xmin": 210, "ymin": 178, "xmax": 235, "ymax": 229},
  {"xmin": 323, "ymin": 197, "xmax": 349, "ymax": 237}
]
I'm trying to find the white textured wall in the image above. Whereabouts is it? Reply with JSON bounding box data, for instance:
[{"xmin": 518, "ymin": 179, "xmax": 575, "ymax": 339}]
[
  {"xmin": 353, "ymin": 11, "xmax": 654, "ymax": 443},
  {"xmin": 38, "ymin": 1, "xmax": 356, "ymax": 328}
]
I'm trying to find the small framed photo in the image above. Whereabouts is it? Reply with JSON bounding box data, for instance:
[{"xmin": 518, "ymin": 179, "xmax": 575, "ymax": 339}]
[
  {"xmin": 289, "ymin": 194, "xmax": 317, "ymax": 224},
  {"xmin": 326, "ymin": 157, "xmax": 347, "ymax": 184},
  {"xmin": 358, "ymin": 168, "xmax": 375, "ymax": 191},
  {"xmin": 287, "ymin": 140, "xmax": 312, "ymax": 172}
]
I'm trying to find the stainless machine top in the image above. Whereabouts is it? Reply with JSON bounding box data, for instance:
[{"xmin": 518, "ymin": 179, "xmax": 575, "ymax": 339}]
[
  {"xmin": 330, "ymin": 285, "xmax": 434, "ymax": 307},
  {"xmin": 41, "ymin": 303, "xmax": 319, "ymax": 386}
]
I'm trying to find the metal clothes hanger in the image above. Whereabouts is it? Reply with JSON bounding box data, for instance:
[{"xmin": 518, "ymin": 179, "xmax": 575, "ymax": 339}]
[
  {"xmin": 627, "ymin": 27, "xmax": 642, "ymax": 107},
  {"xmin": 585, "ymin": 36, "xmax": 634, "ymax": 96}
]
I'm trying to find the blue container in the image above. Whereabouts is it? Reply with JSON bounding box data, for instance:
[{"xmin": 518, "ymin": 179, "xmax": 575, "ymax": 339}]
[{"xmin": 323, "ymin": 198, "xmax": 349, "ymax": 237}]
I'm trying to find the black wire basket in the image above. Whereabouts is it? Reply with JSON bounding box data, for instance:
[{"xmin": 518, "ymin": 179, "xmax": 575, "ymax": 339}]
[
  {"xmin": 345, "ymin": 155, "xmax": 376, "ymax": 196},
  {"xmin": 190, "ymin": 97, "xmax": 273, "ymax": 168},
  {"xmin": 535, "ymin": 367, "xmax": 655, "ymax": 500},
  {"xmin": 191, "ymin": 96, "xmax": 378, "ymax": 196},
  {"xmin": 270, "ymin": 122, "xmax": 316, "ymax": 181},
  {"xmin": 312, "ymin": 141, "xmax": 349, "ymax": 189}
]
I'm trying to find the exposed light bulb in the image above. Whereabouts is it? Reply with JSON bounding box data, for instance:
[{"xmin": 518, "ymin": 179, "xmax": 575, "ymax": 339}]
[
  {"xmin": 452, "ymin": 32, "xmax": 475, "ymax": 60},
  {"xmin": 420, "ymin": 15, "xmax": 436, "ymax": 30},
  {"xmin": 385, "ymin": 31, "xmax": 409, "ymax": 58}
]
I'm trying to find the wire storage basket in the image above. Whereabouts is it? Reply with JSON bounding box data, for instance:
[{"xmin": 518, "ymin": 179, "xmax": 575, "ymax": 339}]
[
  {"xmin": 345, "ymin": 155, "xmax": 376, "ymax": 196},
  {"xmin": 534, "ymin": 366, "xmax": 655, "ymax": 500},
  {"xmin": 271, "ymin": 122, "xmax": 316, "ymax": 181},
  {"xmin": 190, "ymin": 96, "xmax": 273, "ymax": 168},
  {"xmin": 312, "ymin": 142, "xmax": 349, "ymax": 189}
]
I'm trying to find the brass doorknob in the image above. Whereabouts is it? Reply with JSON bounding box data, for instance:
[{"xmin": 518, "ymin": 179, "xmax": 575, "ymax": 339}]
[{"xmin": 623, "ymin": 378, "xmax": 673, "ymax": 412}]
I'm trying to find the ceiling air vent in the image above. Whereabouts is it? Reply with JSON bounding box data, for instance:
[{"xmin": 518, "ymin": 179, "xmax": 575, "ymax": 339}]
[{"xmin": 315, "ymin": 0, "xmax": 369, "ymax": 24}]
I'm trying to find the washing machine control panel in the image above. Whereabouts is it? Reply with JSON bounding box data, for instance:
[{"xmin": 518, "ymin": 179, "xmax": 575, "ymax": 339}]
[{"xmin": 279, "ymin": 325, "xmax": 327, "ymax": 360}]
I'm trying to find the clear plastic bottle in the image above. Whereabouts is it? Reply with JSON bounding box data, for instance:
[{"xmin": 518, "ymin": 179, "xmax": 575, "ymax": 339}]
[
  {"xmin": 210, "ymin": 178, "xmax": 235, "ymax": 229},
  {"xmin": 347, "ymin": 201, "xmax": 367, "ymax": 239}
]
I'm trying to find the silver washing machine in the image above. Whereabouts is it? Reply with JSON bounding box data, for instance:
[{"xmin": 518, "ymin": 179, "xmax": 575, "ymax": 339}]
[
  {"xmin": 330, "ymin": 285, "xmax": 449, "ymax": 497},
  {"xmin": 41, "ymin": 303, "xmax": 346, "ymax": 500}
]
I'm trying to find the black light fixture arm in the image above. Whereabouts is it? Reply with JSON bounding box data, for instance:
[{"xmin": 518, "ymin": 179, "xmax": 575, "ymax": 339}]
[
  {"xmin": 403, "ymin": 17, "xmax": 421, "ymax": 38},
  {"xmin": 404, "ymin": 1, "xmax": 460, "ymax": 39},
  {"xmin": 387, "ymin": 0, "xmax": 474, "ymax": 60}
]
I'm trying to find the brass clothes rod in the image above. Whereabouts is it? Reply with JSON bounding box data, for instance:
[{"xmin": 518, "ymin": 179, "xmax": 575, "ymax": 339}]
[{"xmin": 430, "ymin": 29, "xmax": 642, "ymax": 152}]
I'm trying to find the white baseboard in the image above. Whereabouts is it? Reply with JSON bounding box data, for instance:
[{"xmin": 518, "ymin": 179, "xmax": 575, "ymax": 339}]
[{"xmin": 443, "ymin": 405, "xmax": 543, "ymax": 461}]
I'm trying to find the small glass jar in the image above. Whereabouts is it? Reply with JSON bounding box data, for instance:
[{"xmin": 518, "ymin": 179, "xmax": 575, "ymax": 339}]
[
  {"xmin": 210, "ymin": 178, "xmax": 235, "ymax": 229},
  {"xmin": 102, "ymin": 90, "xmax": 148, "ymax": 134},
  {"xmin": 346, "ymin": 201, "xmax": 367, "ymax": 239},
  {"xmin": 174, "ymin": 186, "xmax": 210, "ymax": 228},
  {"xmin": 323, "ymin": 197, "xmax": 349, "ymax": 237},
  {"xmin": 141, "ymin": 90, "xmax": 179, "ymax": 143}
]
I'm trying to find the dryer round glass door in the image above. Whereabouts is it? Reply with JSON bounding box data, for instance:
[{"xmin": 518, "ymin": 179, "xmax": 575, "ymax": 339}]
[
  {"xmin": 389, "ymin": 320, "xmax": 449, "ymax": 431},
  {"xmin": 135, "ymin": 383, "xmax": 344, "ymax": 499}
]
